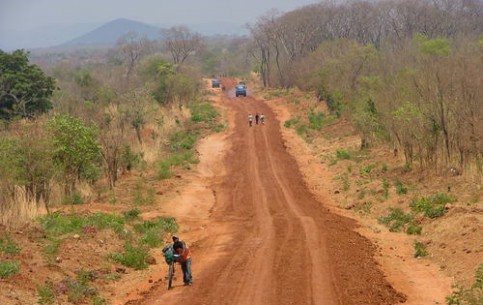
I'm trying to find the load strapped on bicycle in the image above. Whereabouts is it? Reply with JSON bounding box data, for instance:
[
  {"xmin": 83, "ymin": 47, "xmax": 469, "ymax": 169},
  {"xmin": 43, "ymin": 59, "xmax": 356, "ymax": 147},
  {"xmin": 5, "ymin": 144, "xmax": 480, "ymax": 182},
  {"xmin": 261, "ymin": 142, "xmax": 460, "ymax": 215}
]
[{"xmin": 162, "ymin": 244, "xmax": 180, "ymax": 289}]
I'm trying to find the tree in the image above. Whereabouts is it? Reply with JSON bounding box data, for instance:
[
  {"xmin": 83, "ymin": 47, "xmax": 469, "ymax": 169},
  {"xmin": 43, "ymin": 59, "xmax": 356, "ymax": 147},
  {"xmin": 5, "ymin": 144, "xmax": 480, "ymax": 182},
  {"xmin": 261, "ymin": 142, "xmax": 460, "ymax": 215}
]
[
  {"xmin": 162, "ymin": 26, "xmax": 203, "ymax": 68},
  {"xmin": 117, "ymin": 32, "xmax": 152, "ymax": 86},
  {"xmin": 47, "ymin": 114, "xmax": 102, "ymax": 193},
  {"xmin": 0, "ymin": 50, "xmax": 56, "ymax": 120}
]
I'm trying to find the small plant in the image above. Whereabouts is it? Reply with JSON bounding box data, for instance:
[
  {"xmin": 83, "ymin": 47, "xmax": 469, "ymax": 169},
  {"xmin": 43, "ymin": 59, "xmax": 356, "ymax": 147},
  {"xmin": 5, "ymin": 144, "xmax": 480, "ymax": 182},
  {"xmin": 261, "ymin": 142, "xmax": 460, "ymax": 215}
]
[
  {"xmin": 0, "ymin": 234, "xmax": 21, "ymax": 254},
  {"xmin": 0, "ymin": 261, "xmax": 20, "ymax": 278},
  {"xmin": 410, "ymin": 193, "xmax": 456, "ymax": 219},
  {"xmin": 381, "ymin": 163, "xmax": 388, "ymax": 172},
  {"xmin": 341, "ymin": 173, "xmax": 350, "ymax": 192},
  {"xmin": 39, "ymin": 212, "xmax": 125, "ymax": 237},
  {"xmin": 110, "ymin": 244, "xmax": 150, "ymax": 270},
  {"xmin": 358, "ymin": 188, "xmax": 367, "ymax": 200},
  {"xmin": 133, "ymin": 217, "xmax": 178, "ymax": 248},
  {"xmin": 92, "ymin": 296, "xmax": 107, "ymax": 305},
  {"xmin": 354, "ymin": 201, "xmax": 372, "ymax": 214},
  {"xmin": 122, "ymin": 209, "xmax": 141, "ymax": 221},
  {"xmin": 190, "ymin": 102, "xmax": 218, "ymax": 124},
  {"xmin": 360, "ymin": 164, "xmax": 376, "ymax": 177},
  {"xmin": 403, "ymin": 162, "xmax": 412, "ymax": 172},
  {"xmin": 414, "ymin": 241, "xmax": 428, "ymax": 258},
  {"xmin": 347, "ymin": 165, "xmax": 353, "ymax": 173},
  {"xmin": 395, "ymin": 179, "xmax": 408, "ymax": 195},
  {"xmin": 37, "ymin": 281, "xmax": 56, "ymax": 305},
  {"xmin": 378, "ymin": 208, "xmax": 413, "ymax": 232},
  {"xmin": 336, "ymin": 149, "xmax": 352, "ymax": 160},
  {"xmin": 170, "ymin": 130, "xmax": 198, "ymax": 151},
  {"xmin": 406, "ymin": 224, "xmax": 422, "ymax": 235},
  {"xmin": 157, "ymin": 161, "xmax": 171, "ymax": 180},
  {"xmin": 382, "ymin": 178, "xmax": 390, "ymax": 199},
  {"xmin": 284, "ymin": 117, "xmax": 300, "ymax": 128},
  {"xmin": 43, "ymin": 238, "xmax": 61, "ymax": 263}
]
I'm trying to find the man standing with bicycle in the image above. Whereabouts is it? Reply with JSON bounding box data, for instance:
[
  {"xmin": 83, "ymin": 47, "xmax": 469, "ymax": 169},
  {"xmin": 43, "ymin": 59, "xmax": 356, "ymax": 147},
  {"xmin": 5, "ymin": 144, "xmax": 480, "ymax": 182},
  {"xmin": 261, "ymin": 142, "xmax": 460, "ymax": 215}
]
[{"xmin": 172, "ymin": 235, "xmax": 193, "ymax": 286}]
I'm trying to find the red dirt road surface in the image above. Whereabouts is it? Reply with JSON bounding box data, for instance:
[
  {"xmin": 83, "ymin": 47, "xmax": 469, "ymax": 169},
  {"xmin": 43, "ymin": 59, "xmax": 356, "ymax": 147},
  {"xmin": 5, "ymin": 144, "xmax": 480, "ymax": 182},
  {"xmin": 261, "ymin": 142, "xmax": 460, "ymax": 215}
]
[{"xmin": 127, "ymin": 80, "xmax": 407, "ymax": 305}]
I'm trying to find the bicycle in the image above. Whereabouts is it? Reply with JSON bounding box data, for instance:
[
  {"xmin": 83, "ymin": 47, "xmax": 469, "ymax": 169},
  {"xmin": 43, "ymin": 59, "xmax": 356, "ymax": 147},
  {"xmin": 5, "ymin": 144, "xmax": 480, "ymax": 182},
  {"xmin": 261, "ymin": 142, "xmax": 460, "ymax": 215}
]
[{"xmin": 163, "ymin": 247, "xmax": 180, "ymax": 289}]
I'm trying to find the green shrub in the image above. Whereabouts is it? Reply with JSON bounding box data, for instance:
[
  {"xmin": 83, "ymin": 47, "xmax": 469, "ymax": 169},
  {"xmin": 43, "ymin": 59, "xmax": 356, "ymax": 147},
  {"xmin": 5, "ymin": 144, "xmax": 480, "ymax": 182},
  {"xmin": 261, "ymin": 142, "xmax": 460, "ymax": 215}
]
[
  {"xmin": 336, "ymin": 149, "xmax": 352, "ymax": 160},
  {"xmin": 382, "ymin": 179, "xmax": 390, "ymax": 199},
  {"xmin": 190, "ymin": 102, "xmax": 218, "ymax": 123},
  {"xmin": 381, "ymin": 163, "xmax": 388, "ymax": 172},
  {"xmin": 0, "ymin": 234, "xmax": 21, "ymax": 254},
  {"xmin": 157, "ymin": 161, "xmax": 172, "ymax": 180},
  {"xmin": 110, "ymin": 244, "xmax": 150, "ymax": 270},
  {"xmin": 0, "ymin": 261, "xmax": 20, "ymax": 278},
  {"xmin": 39, "ymin": 212, "xmax": 125, "ymax": 237},
  {"xmin": 406, "ymin": 224, "xmax": 422, "ymax": 235},
  {"xmin": 37, "ymin": 281, "xmax": 56, "ymax": 305},
  {"xmin": 360, "ymin": 164, "xmax": 376, "ymax": 177},
  {"xmin": 43, "ymin": 238, "xmax": 61, "ymax": 263},
  {"xmin": 395, "ymin": 179, "xmax": 408, "ymax": 195},
  {"xmin": 284, "ymin": 117, "xmax": 300, "ymax": 128},
  {"xmin": 133, "ymin": 217, "xmax": 178, "ymax": 248},
  {"xmin": 296, "ymin": 124, "xmax": 308, "ymax": 137},
  {"xmin": 308, "ymin": 109, "xmax": 331, "ymax": 130},
  {"xmin": 122, "ymin": 209, "xmax": 141, "ymax": 221},
  {"xmin": 378, "ymin": 208, "xmax": 413, "ymax": 232},
  {"xmin": 410, "ymin": 193, "xmax": 455, "ymax": 219},
  {"xmin": 414, "ymin": 241, "xmax": 428, "ymax": 258},
  {"xmin": 170, "ymin": 130, "xmax": 198, "ymax": 151}
]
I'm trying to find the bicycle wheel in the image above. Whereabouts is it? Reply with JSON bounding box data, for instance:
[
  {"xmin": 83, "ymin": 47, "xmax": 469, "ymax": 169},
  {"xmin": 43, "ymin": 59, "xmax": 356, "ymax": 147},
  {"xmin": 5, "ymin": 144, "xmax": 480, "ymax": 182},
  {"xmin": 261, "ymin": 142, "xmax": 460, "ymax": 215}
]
[{"xmin": 168, "ymin": 261, "xmax": 174, "ymax": 289}]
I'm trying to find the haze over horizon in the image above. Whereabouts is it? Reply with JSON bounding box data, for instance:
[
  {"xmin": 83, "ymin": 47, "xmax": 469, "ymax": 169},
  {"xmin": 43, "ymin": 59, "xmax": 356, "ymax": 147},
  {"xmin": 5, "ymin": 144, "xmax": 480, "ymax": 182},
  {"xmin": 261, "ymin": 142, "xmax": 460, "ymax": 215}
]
[{"xmin": 0, "ymin": 0, "xmax": 321, "ymax": 50}]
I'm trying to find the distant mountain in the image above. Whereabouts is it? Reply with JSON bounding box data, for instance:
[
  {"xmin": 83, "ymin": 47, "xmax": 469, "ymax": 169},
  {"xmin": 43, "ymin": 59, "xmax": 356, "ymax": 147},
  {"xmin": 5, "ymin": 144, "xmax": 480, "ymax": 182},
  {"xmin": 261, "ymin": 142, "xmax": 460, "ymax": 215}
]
[{"xmin": 61, "ymin": 18, "xmax": 161, "ymax": 47}]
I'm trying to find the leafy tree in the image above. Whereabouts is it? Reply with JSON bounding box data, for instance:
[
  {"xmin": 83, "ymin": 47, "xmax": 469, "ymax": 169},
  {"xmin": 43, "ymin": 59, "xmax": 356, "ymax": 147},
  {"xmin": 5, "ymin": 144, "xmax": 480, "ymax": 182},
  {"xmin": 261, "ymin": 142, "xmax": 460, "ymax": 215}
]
[
  {"xmin": 47, "ymin": 114, "xmax": 102, "ymax": 192},
  {"xmin": 0, "ymin": 50, "xmax": 56, "ymax": 120},
  {"xmin": 0, "ymin": 125, "xmax": 55, "ymax": 213}
]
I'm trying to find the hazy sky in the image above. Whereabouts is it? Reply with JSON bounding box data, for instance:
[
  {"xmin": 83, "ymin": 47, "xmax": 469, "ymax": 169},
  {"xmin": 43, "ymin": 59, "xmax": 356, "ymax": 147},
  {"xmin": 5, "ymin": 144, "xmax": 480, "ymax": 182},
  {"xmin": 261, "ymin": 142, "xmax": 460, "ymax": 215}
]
[{"xmin": 1, "ymin": 0, "xmax": 321, "ymax": 29}]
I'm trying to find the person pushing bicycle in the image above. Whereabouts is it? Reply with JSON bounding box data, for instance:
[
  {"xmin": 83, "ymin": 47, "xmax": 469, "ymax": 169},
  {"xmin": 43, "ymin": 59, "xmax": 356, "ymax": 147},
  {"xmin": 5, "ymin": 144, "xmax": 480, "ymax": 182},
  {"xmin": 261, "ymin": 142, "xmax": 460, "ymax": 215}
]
[{"xmin": 170, "ymin": 234, "xmax": 192, "ymax": 286}]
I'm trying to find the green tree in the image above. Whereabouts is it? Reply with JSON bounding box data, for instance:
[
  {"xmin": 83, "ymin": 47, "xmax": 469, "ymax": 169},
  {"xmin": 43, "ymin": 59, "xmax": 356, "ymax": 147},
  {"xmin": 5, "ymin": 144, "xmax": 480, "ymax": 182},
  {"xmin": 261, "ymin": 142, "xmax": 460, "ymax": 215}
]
[
  {"xmin": 0, "ymin": 50, "xmax": 56, "ymax": 120},
  {"xmin": 47, "ymin": 115, "xmax": 102, "ymax": 192}
]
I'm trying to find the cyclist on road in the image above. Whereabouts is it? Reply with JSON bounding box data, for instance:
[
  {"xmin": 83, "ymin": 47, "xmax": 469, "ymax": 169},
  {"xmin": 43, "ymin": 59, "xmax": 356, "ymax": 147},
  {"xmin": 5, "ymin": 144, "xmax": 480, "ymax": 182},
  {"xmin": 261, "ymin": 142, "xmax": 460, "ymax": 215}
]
[{"xmin": 172, "ymin": 235, "xmax": 193, "ymax": 286}]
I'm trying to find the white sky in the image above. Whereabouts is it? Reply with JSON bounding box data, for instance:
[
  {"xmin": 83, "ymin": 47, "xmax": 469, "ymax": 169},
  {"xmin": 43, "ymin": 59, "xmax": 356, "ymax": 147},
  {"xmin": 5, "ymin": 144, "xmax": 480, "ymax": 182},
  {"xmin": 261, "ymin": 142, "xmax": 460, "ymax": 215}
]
[{"xmin": 0, "ymin": 0, "xmax": 322, "ymax": 31}]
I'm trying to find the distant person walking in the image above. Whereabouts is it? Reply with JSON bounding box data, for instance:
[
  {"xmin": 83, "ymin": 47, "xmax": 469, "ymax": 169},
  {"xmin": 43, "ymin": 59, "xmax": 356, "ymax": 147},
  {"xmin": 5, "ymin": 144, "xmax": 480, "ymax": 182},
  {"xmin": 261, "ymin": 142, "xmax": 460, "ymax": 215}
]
[
  {"xmin": 260, "ymin": 113, "xmax": 266, "ymax": 125},
  {"xmin": 248, "ymin": 113, "xmax": 253, "ymax": 127},
  {"xmin": 255, "ymin": 113, "xmax": 260, "ymax": 125}
]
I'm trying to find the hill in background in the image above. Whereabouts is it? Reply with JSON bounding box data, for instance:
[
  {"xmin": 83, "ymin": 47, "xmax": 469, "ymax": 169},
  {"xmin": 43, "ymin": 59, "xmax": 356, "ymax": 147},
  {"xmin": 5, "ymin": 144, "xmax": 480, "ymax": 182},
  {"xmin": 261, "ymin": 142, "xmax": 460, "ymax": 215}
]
[{"xmin": 60, "ymin": 18, "xmax": 161, "ymax": 47}]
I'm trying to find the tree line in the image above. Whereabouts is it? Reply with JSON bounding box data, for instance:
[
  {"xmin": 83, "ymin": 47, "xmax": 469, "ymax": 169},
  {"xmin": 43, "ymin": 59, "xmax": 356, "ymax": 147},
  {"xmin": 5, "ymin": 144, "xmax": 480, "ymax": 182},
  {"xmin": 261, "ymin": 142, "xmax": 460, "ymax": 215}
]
[{"xmin": 248, "ymin": 0, "xmax": 482, "ymax": 173}]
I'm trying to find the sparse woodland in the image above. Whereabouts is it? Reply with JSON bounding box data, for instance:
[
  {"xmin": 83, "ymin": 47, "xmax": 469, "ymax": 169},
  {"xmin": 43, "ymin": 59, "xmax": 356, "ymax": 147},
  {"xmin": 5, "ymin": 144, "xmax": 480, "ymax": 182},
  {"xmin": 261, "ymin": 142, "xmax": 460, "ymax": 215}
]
[
  {"xmin": 248, "ymin": 0, "xmax": 482, "ymax": 176},
  {"xmin": 0, "ymin": 27, "xmax": 211, "ymax": 227}
]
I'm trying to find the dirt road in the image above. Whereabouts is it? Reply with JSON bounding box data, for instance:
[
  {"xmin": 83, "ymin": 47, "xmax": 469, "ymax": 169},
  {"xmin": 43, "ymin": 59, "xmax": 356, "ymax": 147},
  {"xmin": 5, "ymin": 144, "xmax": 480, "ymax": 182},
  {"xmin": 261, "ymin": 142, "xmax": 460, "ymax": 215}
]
[{"xmin": 128, "ymin": 81, "xmax": 406, "ymax": 305}]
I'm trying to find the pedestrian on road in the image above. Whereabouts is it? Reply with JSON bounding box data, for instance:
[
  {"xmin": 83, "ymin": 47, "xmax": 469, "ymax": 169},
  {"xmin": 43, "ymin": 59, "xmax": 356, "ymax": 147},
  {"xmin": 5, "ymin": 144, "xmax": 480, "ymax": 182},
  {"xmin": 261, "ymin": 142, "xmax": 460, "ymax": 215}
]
[
  {"xmin": 172, "ymin": 234, "xmax": 193, "ymax": 286},
  {"xmin": 260, "ymin": 113, "xmax": 266, "ymax": 125},
  {"xmin": 248, "ymin": 113, "xmax": 253, "ymax": 127},
  {"xmin": 255, "ymin": 113, "xmax": 260, "ymax": 125}
]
